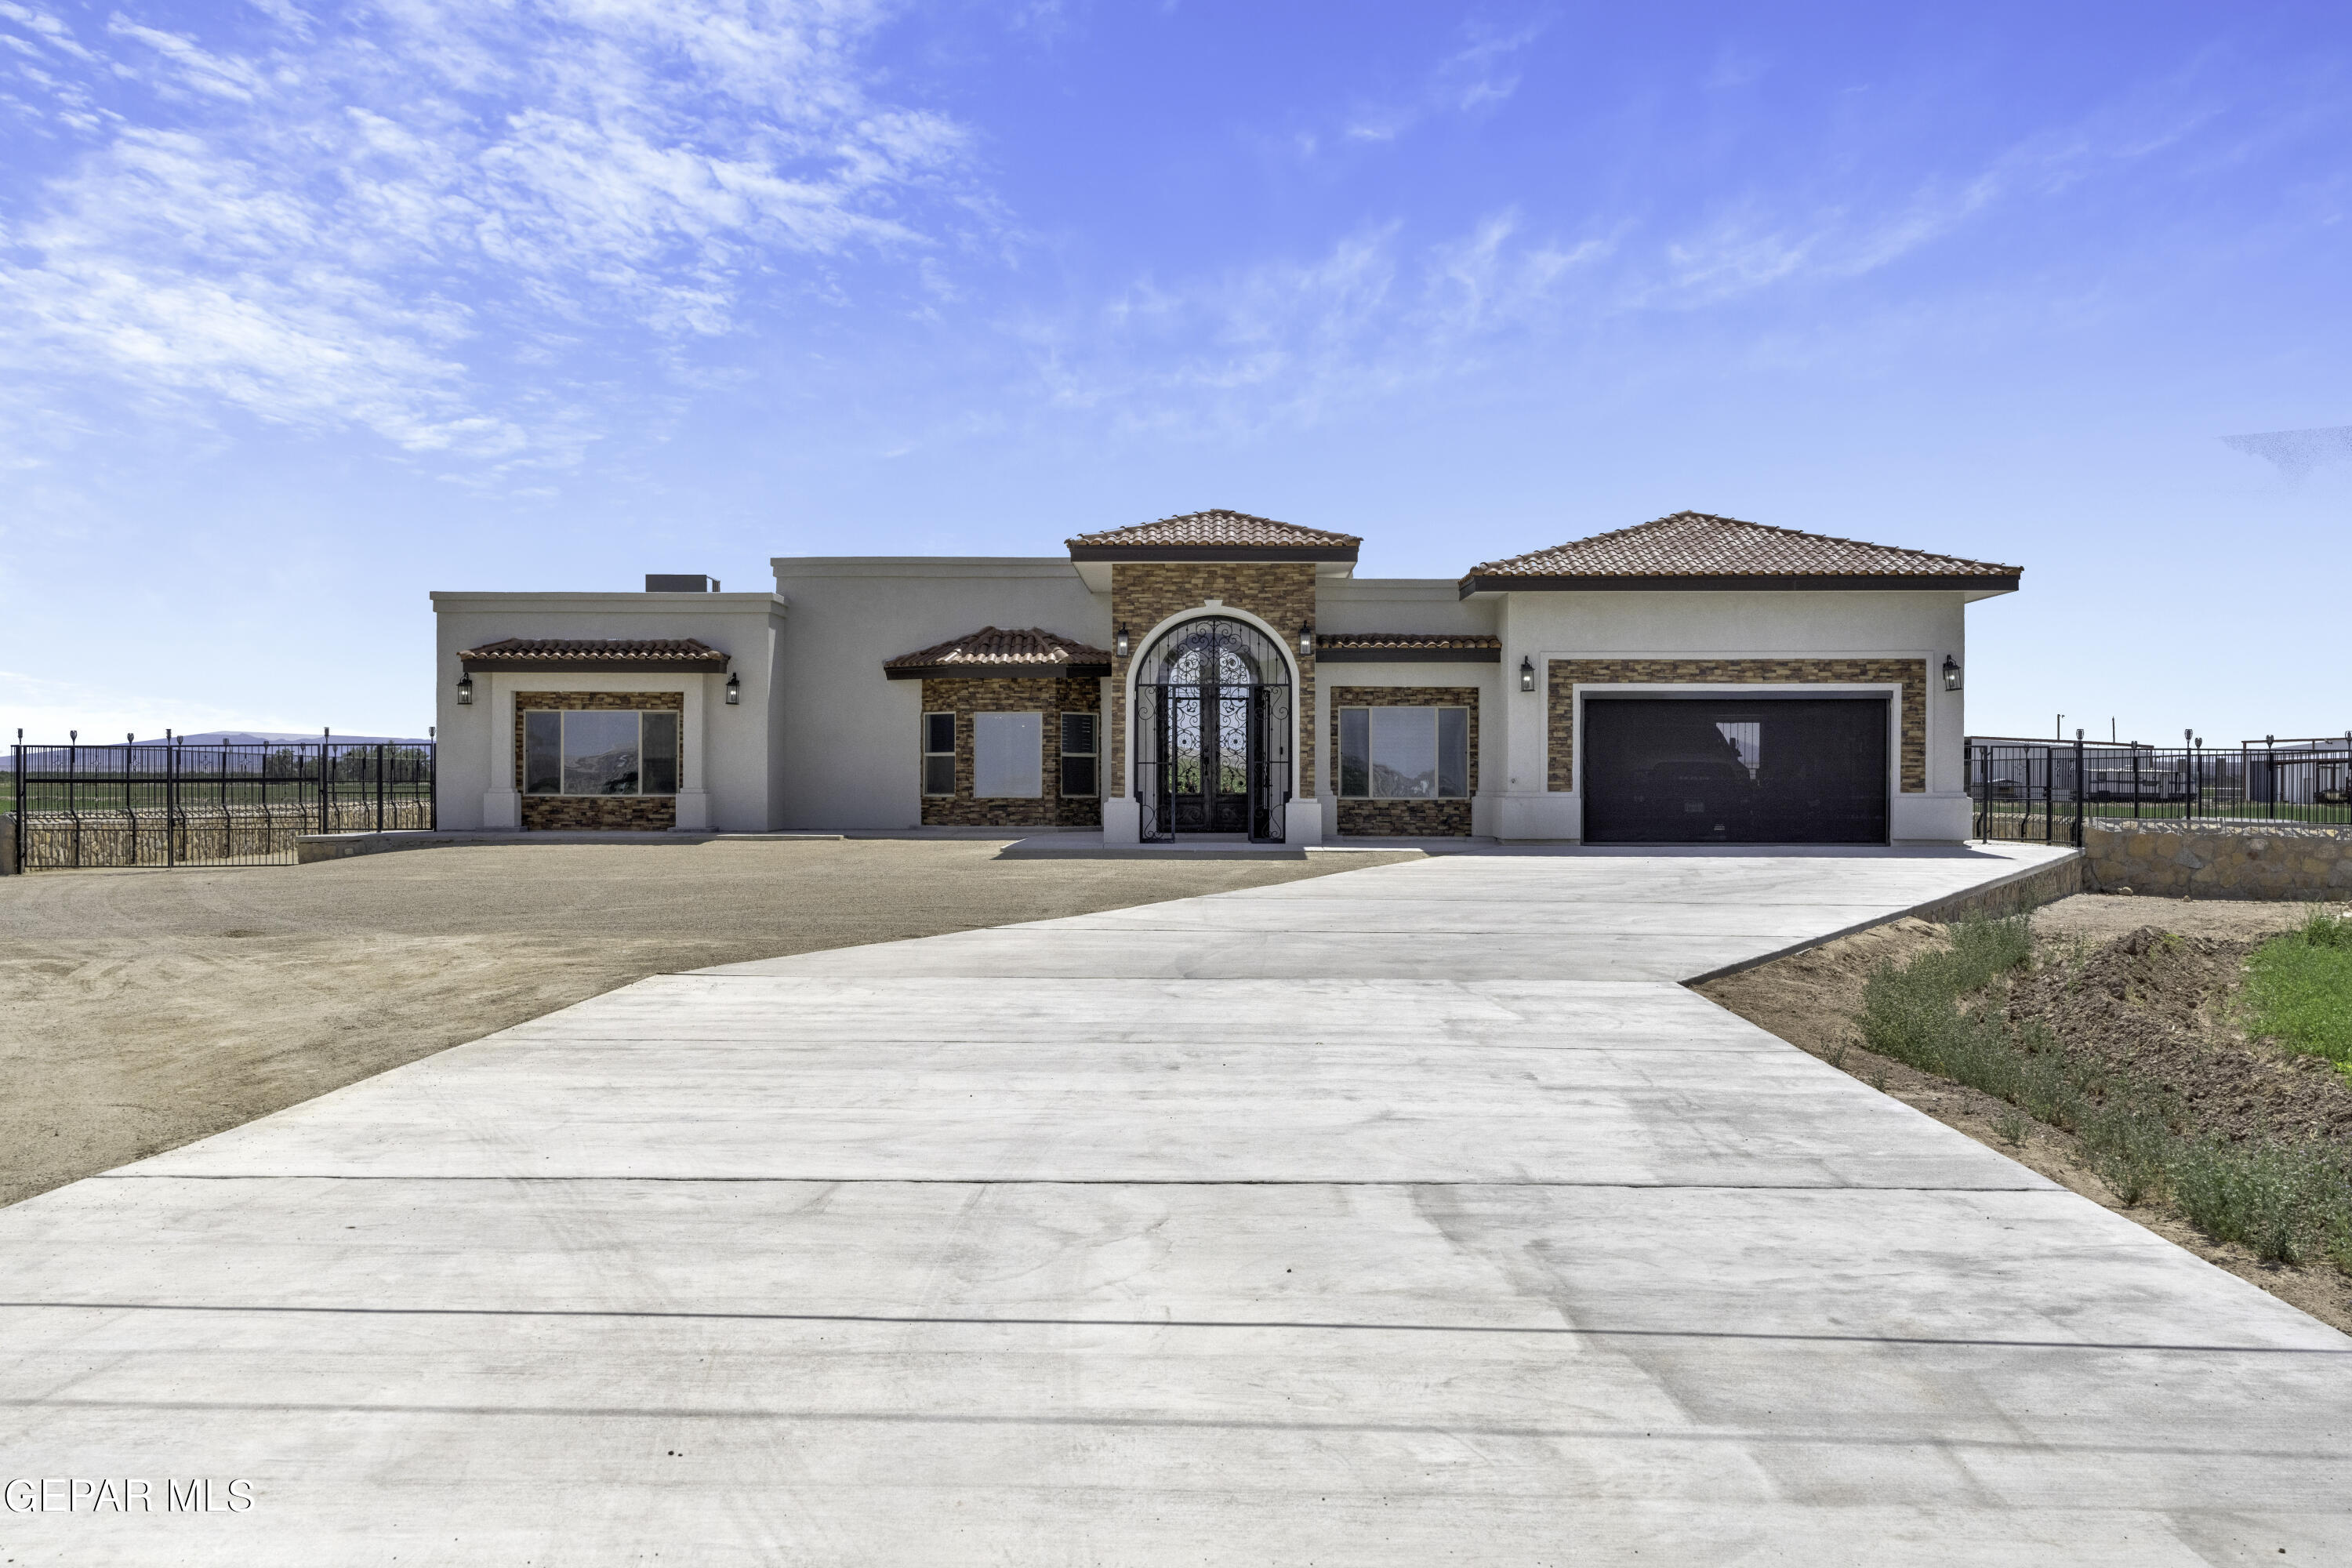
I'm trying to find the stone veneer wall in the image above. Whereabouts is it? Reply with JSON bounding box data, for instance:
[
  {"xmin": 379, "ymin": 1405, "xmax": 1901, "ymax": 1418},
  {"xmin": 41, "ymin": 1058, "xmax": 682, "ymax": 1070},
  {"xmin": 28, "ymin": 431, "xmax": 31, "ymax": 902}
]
[
  {"xmin": 2085, "ymin": 822, "xmax": 2352, "ymax": 900},
  {"xmin": 918, "ymin": 677, "xmax": 1103, "ymax": 829},
  {"xmin": 514, "ymin": 690, "xmax": 684, "ymax": 831},
  {"xmin": 1329, "ymin": 685, "xmax": 1479, "ymax": 838},
  {"xmin": 1545, "ymin": 659, "xmax": 1927, "ymax": 794},
  {"xmin": 1109, "ymin": 563, "xmax": 1317, "ymax": 802}
]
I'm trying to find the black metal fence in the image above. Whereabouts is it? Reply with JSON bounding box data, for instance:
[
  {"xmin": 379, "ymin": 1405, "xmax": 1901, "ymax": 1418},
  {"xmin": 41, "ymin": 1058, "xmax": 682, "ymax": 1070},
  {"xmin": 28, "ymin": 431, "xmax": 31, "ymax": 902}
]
[
  {"xmin": 8, "ymin": 739, "xmax": 435, "ymax": 871},
  {"xmin": 1970, "ymin": 735, "xmax": 2352, "ymax": 847}
]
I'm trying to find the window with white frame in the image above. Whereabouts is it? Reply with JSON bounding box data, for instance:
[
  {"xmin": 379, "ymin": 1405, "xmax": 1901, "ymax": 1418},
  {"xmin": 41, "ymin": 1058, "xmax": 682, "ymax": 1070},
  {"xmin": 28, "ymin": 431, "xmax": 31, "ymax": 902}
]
[
  {"xmin": 921, "ymin": 712, "xmax": 956, "ymax": 796},
  {"xmin": 1337, "ymin": 706, "xmax": 1469, "ymax": 799},
  {"xmin": 522, "ymin": 710, "xmax": 681, "ymax": 796},
  {"xmin": 972, "ymin": 711, "xmax": 1043, "ymax": 797},
  {"xmin": 1058, "ymin": 712, "xmax": 1098, "ymax": 797}
]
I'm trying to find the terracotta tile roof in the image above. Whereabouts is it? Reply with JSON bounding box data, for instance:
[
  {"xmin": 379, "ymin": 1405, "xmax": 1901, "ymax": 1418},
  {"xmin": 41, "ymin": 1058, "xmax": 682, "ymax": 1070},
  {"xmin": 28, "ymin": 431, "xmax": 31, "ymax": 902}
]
[
  {"xmin": 1460, "ymin": 511, "xmax": 2021, "ymax": 592},
  {"xmin": 1316, "ymin": 632, "xmax": 1502, "ymax": 662},
  {"xmin": 1068, "ymin": 509, "xmax": 1360, "ymax": 561},
  {"xmin": 458, "ymin": 637, "xmax": 730, "ymax": 672},
  {"xmin": 884, "ymin": 626, "xmax": 1113, "ymax": 680}
]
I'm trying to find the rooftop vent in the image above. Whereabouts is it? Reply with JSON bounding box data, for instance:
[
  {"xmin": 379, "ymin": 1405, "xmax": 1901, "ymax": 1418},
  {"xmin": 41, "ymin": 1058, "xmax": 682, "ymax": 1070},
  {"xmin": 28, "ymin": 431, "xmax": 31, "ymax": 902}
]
[{"xmin": 645, "ymin": 574, "xmax": 720, "ymax": 593}]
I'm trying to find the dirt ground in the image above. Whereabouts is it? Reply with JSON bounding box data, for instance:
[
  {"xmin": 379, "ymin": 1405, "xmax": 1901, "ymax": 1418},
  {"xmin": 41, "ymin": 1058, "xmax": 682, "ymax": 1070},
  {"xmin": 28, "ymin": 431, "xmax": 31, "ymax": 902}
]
[
  {"xmin": 1698, "ymin": 891, "xmax": 2352, "ymax": 1334},
  {"xmin": 0, "ymin": 840, "xmax": 1395, "ymax": 1209}
]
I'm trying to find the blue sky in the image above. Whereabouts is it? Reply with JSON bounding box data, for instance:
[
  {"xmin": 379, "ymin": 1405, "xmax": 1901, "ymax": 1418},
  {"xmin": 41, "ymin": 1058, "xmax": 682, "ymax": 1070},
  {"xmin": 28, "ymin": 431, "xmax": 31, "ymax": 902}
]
[{"xmin": 2, "ymin": 0, "xmax": 2347, "ymax": 746}]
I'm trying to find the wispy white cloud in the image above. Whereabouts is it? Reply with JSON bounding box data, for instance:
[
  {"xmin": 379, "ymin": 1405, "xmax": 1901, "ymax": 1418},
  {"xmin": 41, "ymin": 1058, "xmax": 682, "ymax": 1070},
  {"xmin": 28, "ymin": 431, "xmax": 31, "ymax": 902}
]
[
  {"xmin": 0, "ymin": 0, "xmax": 976, "ymax": 459},
  {"xmin": 1334, "ymin": 16, "xmax": 1549, "ymax": 146},
  {"xmin": 1026, "ymin": 209, "xmax": 1610, "ymax": 435}
]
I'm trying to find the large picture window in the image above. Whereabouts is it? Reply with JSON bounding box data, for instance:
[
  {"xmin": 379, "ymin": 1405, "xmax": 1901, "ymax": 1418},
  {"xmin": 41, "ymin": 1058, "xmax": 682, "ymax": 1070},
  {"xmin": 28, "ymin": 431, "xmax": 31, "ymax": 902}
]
[
  {"xmin": 1338, "ymin": 706, "xmax": 1469, "ymax": 799},
  {"xmin": 921, "ymin": 712, "xmax": 956, "ymax": 796},
  {"xmin": 523, "ymin": 710, "xmax": 680, "ymax": 796},
  {"xmin": 1059, "ymin": 712, "xmax": 1098, "ymax": 797},
  {"xmin": 972, "ymin": 711, "xmax": 1043, "ymax": 798}
]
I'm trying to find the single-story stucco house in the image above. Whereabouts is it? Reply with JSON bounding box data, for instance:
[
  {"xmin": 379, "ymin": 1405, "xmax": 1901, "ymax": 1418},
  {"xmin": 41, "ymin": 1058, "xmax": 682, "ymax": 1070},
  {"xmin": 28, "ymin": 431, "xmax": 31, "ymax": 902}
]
[{"xmin": 429, "ymin": 509, "xmax": 2020, "ymax": 845}]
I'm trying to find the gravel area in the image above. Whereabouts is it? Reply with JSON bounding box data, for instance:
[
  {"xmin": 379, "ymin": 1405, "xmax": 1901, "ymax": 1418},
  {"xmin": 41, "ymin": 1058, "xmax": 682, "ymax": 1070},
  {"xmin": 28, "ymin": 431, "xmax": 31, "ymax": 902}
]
[{"xmin": 0, "ymin": 840, "xmax": 1395, "ymax": 1208}]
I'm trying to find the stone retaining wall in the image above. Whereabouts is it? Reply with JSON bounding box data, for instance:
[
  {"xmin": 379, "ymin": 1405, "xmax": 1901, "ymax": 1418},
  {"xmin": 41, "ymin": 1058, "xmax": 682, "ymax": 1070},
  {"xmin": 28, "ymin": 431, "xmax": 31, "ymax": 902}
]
[{"xmin": 2085, "ymin": 821, "xmax": 2352, "ymax": 900}]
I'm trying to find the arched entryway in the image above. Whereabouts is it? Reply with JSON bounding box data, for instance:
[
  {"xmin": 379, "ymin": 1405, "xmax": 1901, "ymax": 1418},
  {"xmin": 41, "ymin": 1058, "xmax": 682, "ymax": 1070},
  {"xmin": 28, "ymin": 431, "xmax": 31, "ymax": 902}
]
[{"xmin": 1132, "ymin": 615, "xmax": 1293, "ymax": 842}]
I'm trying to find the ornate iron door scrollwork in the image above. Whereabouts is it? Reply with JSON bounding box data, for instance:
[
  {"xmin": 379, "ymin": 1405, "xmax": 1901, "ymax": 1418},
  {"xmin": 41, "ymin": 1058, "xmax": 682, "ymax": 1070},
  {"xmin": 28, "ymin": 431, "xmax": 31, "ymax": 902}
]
[{"xmin": 1131, "ymin": 615, "xmax": 1293, "ymax": 843}]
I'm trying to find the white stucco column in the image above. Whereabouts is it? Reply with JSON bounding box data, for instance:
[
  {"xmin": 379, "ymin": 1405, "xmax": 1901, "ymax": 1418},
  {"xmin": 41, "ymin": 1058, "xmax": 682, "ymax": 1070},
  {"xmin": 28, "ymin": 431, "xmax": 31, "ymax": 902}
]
[
  {"xmin": 481, "ymin": 671, "xmax": 521, "ymax": 829},
  {"xmin": 673, "ymin": 677, "xmax": 711, "ymax": 829}
]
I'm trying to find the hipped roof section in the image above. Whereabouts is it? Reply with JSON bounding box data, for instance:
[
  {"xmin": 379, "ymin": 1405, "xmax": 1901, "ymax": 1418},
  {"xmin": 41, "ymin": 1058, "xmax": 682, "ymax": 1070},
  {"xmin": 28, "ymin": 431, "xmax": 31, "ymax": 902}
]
[
  {"xmin": 1458, "ymin": 511, "xmax": 2021, "ymax": 596},
  {"xmin": 884, "ymin": 626, "xmax": 1113, "ymax": 680},
  {"xmin": 1068, "ymin": 509, "xmax": 1360, "ymax": 563},
  {"xmin": 459, "ymin": 637, "xmax": 731, "ymax": 673}
]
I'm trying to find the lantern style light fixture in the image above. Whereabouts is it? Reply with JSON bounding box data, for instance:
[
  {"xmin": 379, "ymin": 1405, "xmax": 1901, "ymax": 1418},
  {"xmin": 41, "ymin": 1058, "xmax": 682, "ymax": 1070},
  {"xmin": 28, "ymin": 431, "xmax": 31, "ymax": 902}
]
[
  {"xmin": 1941, "ymin": 655, "xmax": 1962, "ymax": 692},
  {"xmin": 1519, "ymin": 655, "xmax": 1535, "ymax": 694},
  {"xmin": 456, "ymin": 672, "xmax": 474, "ymax": 706},
  {"xmin": 724, "ymin": 671, "xmax": 742, "ymax": 706},
  {"xmin": 1115, "ymin": 625, "xmax": 1131, "ymax": 659},
  {"xmin": 1298, "ymin": 621, "xmax": 1314, "ymax": 657}
]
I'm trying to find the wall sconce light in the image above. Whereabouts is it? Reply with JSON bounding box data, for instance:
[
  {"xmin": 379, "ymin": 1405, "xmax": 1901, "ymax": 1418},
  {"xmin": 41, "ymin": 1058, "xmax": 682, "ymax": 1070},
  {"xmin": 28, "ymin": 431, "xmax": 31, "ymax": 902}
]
[
  {"xmin": 724, "ymin": 671, "xmax": 741, "ymax": 706},
  {"xmin": 1115, "ymin": 625, "xmax": 1131, "ymax": 659},
  {"xmin": 1519, "ymin": 655, "xmax": 1535, "ymax": 694},
  {"xmin": 1941, "ymin": 655, "xmax": 1962, "ymax": 692},
  {"xmin": 456, "ymin": 672, "xmax": 474, "ymax": 706},
  {"xmin": 1298, "ymin": 621, "xmax": 1314, "ymax": 658}
]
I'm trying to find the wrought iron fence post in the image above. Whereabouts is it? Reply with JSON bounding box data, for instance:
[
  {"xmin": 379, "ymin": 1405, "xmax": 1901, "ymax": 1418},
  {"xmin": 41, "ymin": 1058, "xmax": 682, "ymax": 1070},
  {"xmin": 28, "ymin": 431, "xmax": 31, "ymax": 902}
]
[
  {"xmin": 2071, "ymin": 734, "xmax": 2085, "ymax": 848},
  {"xmin": 375, "ymin": 743, "xmax": 385, "ymax": 834},
  {"xmin": 165, "ymin": 737, "xmax": 176, "ymax": 868},
  {"xmin": 2041, "ymin": 743, "xmax": 2053, "ymax": 844},
  {"xmin": 428, "ymin": 742, "xmax": 437, "ymax": 831}
]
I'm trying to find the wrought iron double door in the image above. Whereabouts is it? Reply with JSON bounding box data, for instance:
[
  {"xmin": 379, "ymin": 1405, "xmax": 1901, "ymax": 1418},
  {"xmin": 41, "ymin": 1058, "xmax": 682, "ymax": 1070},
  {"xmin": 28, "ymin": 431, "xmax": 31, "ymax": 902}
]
[{"xmin": 1137, "ymin": 681, "xmax": 1290, "ymax": 841}]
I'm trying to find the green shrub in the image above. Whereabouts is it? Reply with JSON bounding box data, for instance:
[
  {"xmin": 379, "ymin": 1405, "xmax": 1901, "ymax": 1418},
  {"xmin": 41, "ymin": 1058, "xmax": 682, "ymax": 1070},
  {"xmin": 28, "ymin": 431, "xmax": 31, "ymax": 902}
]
[
  {"xmin": 1851, "ymin": 915, "xmax": 2352, "ymax": 1271},
  {"xmin": 2244, "ymin": 913, "xmax": 2352, "ymax": 1065}
]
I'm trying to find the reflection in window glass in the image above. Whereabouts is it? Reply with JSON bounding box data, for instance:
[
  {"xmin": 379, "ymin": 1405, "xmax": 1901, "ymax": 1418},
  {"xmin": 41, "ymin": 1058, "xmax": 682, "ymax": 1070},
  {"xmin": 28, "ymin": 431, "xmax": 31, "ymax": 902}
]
[
  {"xmin": 524, "ymin": 711, "xmax": 563, "ymax": 795},
  {"xmin": 1338, "ymin": 706, "xmax": 1471, "ymax": 800},
  {"xmin": 641, "ymin": 711, "xmax": 680, "ymax": 794},
  {"xmin": 1438, "ymin": 706, "xmax": 1469, "ymax": 797},
  {"xmin": 1715, "ymin": 720, "xmax": 1761, "ymax": 781},
  {"xmin": 563, "ymin": 710, "xmax": 641, "ymax": 796},
  {"xmin": 1370, "ymin": 707, "xmax": 1437, "ymax": 798},
  {"xmin": 921, "ymin": 712, "xmax": 956, "ymax": 797},
  {"xmin": 1338, "ymin": 709, "xmax": 1370, "ymax": 797},
  {"xmin": 1059, "ymin": 712, "xmax": 1098, "ymax": 797}
]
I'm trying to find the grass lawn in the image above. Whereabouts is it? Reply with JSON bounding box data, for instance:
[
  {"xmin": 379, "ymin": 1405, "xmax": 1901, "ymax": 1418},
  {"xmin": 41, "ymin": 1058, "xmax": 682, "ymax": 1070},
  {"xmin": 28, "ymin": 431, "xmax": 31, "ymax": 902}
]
[{"xmin": 2245, "ymin": 912, "xmax": 2352, "ymax": 1069}]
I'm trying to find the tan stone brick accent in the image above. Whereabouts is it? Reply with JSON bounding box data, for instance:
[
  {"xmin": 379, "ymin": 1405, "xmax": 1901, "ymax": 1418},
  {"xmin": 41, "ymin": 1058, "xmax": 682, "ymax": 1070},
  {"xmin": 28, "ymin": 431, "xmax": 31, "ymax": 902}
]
[
  {"xmin": 1330, "ymin": 685, "xmax": 1478, "ymax": 838},
  {"xmin": 917, "ymin": 677, "xmax": 1103, "ymax": 829},
  {"xmin": 1109, "ymin": 563, "xmax": 1317, "ymax": 800},
  {"xmin": 1544, "ymin": 659, "xmax": 1927, "ymax": 793},
  {"xmin": 513, "ymin": 691, "xmax": 685, "ymax": 832}
]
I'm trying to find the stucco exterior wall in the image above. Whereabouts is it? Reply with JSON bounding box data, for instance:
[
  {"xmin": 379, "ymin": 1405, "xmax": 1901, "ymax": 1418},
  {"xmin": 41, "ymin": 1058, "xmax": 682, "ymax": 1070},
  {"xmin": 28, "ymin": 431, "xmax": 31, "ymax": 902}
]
[
  {"xmin": 431, "ymin": 593, "xmax": 784, "ymax": 832},
  {"xmin": 1489, "ymin": 589, "xmax": 1973, "ymax": 843},
  {"xmin": 770, "ymin": 559, "xmax": 1108, "ymax": 831}
]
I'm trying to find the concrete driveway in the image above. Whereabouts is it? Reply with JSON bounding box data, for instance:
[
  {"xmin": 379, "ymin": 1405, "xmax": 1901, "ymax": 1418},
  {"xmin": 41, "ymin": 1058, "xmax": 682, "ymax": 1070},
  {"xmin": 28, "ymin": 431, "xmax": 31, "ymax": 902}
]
[{"xmin": 4, "ymin": 842, "xmax": 2347, "ymax": 1563}]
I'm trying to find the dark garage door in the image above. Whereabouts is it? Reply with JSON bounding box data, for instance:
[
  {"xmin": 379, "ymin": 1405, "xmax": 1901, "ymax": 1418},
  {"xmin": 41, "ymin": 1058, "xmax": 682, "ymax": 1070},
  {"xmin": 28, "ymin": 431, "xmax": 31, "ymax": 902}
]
[{"xmin": 1583, "ymin": 697, "xmax": 1889, "ymax": 845}]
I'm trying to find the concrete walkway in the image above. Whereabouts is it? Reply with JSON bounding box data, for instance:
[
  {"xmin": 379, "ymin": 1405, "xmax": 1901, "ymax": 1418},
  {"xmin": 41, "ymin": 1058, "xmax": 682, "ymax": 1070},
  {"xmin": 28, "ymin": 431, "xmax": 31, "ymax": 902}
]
[{"xmin": 4, "ymin": 842, "xmax": 2348, "ymax": 1563}]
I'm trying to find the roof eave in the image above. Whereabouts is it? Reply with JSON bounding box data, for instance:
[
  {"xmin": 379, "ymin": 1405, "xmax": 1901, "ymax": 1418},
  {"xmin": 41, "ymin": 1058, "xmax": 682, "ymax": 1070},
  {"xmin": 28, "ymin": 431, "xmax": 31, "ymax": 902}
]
[
  {"xmin": 1316, "ymin": 646, "xmax": 1502, "ymax": 663},
  {"xmin": 885, "ymin": 662, "xmax": 1112, "ymax": 681},
  {"xmin": 1067, "ymin": 543, "xmax": 1359, "ymax": 564},
  {"xmin": 1456, "ymin": 571, "xmax": 2022, "ymax": 598},
  {"xmin": 460, "ymin": 655, "xmax": 731, "ymax": 673}
]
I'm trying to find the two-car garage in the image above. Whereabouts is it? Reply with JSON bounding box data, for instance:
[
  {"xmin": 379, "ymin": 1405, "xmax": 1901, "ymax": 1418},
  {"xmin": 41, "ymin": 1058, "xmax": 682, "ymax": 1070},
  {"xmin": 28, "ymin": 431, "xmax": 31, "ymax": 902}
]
[{"xmin": 1580, "ymin": 697, "xmax": 1891, "ymax": 845}]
